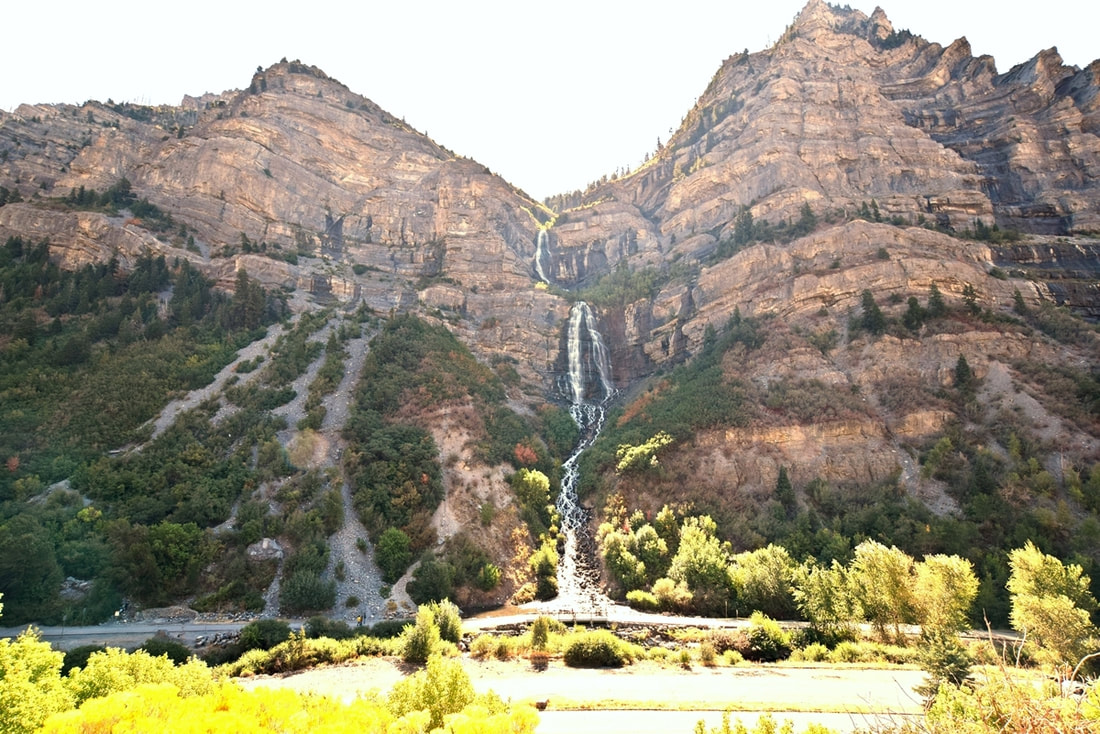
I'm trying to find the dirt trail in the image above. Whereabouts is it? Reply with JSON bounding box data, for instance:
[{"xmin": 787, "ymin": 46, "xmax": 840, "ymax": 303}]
[
  {"xmin": 146, "ymin": 323, "xmax": 287, "ymax": 441},
  {"xmin": 315, "ymin": 324, "xmax": 415, "ymax": 622},
  {"xmin": 142, "ymin": 310, "xmax": 406, "ymax": 621}
]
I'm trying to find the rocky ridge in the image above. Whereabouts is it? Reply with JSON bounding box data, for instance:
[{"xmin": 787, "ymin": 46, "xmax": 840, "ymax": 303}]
[
  {"xmin": 2, "ymin": 3, "xmax": 1100, "ymax": 614},
  {"xmin": 542, "ymin": 0, "xmax": 1100, "ymax": 285}
]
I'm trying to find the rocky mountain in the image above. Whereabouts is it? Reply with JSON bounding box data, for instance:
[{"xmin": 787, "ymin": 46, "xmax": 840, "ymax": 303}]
[
  {"xmin": 0, "ymin": 61, "xmax": 564, "ymax": 387},
  {"xmin": 2, "ymin": 1, "xmax": 1100, "ymax": 620},
  {"xmin": 3, "ymin": 4, "xmax": 1099, "ymax": 386}
]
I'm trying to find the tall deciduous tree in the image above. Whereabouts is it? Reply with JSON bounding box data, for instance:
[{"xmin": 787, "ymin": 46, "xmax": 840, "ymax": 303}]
[
  {"xmin": 1007, "ymin": 541, "xmax": 1098, "ymax": 665},
  {"xmin": 730, "ymin": 544, "xmax": 798, "ymax": 619},
  {"xmin": 913, "ymin": 554, "xmax": 979, "ymax": 633},
  {"xmin": 792, "ymin": 560, "xmax": 861, "ymax": 641},
  {"xmin": 851, "ymin": 540, "xmax": 916, "ymax": 642},
  {"xmin": 668, "ymin": 515, "xmax": 732, "ymax": 614}
]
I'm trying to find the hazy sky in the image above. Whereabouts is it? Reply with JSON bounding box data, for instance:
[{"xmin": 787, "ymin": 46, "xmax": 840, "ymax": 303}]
[{"xmin": 3, "ymin": 1, "xmax": 1095, "ymax": 199}]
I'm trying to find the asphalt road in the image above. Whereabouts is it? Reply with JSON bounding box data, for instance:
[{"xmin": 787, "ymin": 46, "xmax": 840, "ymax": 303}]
[
  {"xmin": 0, "ymin": 621, "xmax": 255, "ymax": 651},
  {"xmin": 1, "ymin": 603, "xmax": 754, "ymax": 652}
]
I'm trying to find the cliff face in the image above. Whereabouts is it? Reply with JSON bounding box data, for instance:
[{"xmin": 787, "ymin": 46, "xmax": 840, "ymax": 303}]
[
  {"xmin": 542, "ymin": 0, "xmax": 1100, "ymax": 287},
  {"xmin": 0, "ymin": 61, "xmax": 565, "ymax": 385},
  {"xmin": 2, "ymin": 4, "xmax": 1100, "ymax": 525}
]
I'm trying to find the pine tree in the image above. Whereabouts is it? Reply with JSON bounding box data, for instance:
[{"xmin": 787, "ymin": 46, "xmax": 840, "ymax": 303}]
[
  {"xmin": 860, "ymin": 290, "xmax": 886, "ymax": 334},
  {"xmin": 775, "ymin": 466, "xmax": 795, "ymax": 515},
  {"xmin": 954, "ymin": 355, "xmax": 973, "ymax": 391},
  {"xmin": 1013, "ymin": 288, "xmax": 1028, "ymax": 315},
  {"xmin": 927, "ymin": 283, "xmax": 946, "ymax": 318},
  {"xmin": 903, "ymin": 297, "xmax": 925, "ymax": 331},
  {"xmin": 915, "ymin": 627, "xmax": 974, "ymax": 703},
  {"xmin": 961, "ymin": 284, "xmax": 980, "ymax": 315}
]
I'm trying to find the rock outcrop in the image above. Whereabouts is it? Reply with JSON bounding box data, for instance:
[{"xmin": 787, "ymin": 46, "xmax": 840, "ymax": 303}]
[
  {"xmin": 541, "ymin": 0, "xmax": 1100, "ymax": 288},
  {"xmin": 0, "ymin": 61, "xmax": 564, "ymax": 385},
  {"xmin": 1, "ymin": 3, "xmax": 1099, "ymax": 520}
]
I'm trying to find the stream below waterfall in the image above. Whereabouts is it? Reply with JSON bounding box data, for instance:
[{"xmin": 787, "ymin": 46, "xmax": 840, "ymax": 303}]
[{"xmin": 550, "ymin": 301, "xmax": 615, "ymax": 612}]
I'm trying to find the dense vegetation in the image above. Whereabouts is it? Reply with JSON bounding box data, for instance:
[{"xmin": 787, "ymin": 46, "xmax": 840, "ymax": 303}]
[
  {"xmin": 0, "ymin": 238, "xmax": 288, "ymax": 623},
  {"xmin": 577, "ymin": 310, "xmax": 761, "ymax": 496},
  {"xmin": 342, "ymin": 314, "xmax": 576, "ymax": 593},
  {"xmin": 599, "ymin": 498, "xmax": 1100, "ymax": 669},
  {"xmin": 55, "ymin": 178, "xmax": 175, "ymax": 234},
  {"xmin": 584, "ymin": 291, "xmax": 1100, "ymax": 629}
]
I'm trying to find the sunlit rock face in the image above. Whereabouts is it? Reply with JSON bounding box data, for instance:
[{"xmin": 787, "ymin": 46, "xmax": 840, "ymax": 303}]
[{"xmin": 1, "ymin": 3, "xmax": 1099, "ymax": 395}]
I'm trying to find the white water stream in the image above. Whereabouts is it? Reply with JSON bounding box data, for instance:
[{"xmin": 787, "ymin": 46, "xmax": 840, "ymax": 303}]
[
  {"xmin": 553, "ymin": 301, "xmax": 615, "ymax": 610},
  {"xmin": 534, "ymin": 229, "xmax": 551, "ymax": 283}
]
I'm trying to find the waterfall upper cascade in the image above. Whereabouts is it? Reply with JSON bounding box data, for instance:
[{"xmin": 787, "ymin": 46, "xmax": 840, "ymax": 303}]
[
  {"xmin": 554, "ymin": 301, "xmax": 615, "ymax": 611},
  {"xmin": 534, "ymin": 229, "xmax": 550, "ymax": 283}
]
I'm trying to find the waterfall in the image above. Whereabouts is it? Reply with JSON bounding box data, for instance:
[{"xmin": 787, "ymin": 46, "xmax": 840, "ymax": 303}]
[
  {"xmin": 534, "ymin": 229, "xmax": 550, "ymax": 283},
  {"xmin": 565, "ymin": 302, "xmax": 613, "ymax": 404},
  {"xmin": 553, "ymin": 301, "xmax": 614, "ymax": 610},
  {"xmin": 582, "ymin": 305, "xmax": 614, "ymax": 400}
]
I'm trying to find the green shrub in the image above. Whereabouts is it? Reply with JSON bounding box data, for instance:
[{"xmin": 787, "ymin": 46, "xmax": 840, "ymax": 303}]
[
  {"xmin": 407, "ymin": 558, "xmax": 456, "ymax": 605},
  {"xmin": 199, "ymin": 643, "xmax": 245, "ymax": 667},
  {"xmin": 222, "ymin": 647, "xmax": 269, "ymax": 676},
  {"xmin": 828, "ymin": 640, "xmax": 917, "ymax": 664},
  {"xmin": 706, "ymin": 629, "xmax": 746, "ymax": 655},
  {"xmin": 138, "ymin": 637, "xmax": 192, "ymax": 664},
  {"xmin": 66, "ymin": 647, "xmax": 214, "ymax": 706},
  {"xmin": 647, "ymin": 647, "xmax": 671, "ymax": 663},
  {"xmin": 470, "ymin": 634, "xmax": 497, "ymax": 659},
  {"xmin": 375, "ymin": 527, "xmax": 412, "ymax": 583},
  {"xmin": 829, "ymin": 640, "xmax": 864, "ymax": 663},
  {"xmin": 353, "ymin": 636, "xmax": 399, "ymax": 657},
  {"xmin": 530, "ymin": 615, "xmax": 563, "ymax": 652},
  {"xmin": 744, "ymin": 611, "xmax": 791, "ymax": 662},
  {"xmin": 626, "ymin": 589, "xmax": 660, "ymax": 611},
  {"xmin": 386, "ymin": 655, "xmax": 483, "ymax": 732},
  {"xmin": 368, "ymin": 620, "xmax": 405, "ymax": 639},
  {"xmin": 476, "ymin": 563, "xmax": 502, "ymax": 591},
  {"xmin": 62, "ymin": 645, "xmax": 107, "ymax": 675},
  {"xmin": 562, "ymin": 630, "xmax": 638, "ymax": 668},
  {"xmin": 278, "ymin": 569, "xmax": 336, "ymax": 614},
  {"xmin": 494, "ymin": 636, "xmax": 520, "ymax": 660},
  {"xmin": 401, "ymin": 606, "xmax": 441, "ymax": 664},
  {"xmin": 699, "ymin": 640, "xmax": 717, "ymax": 666},
  {"xmin": 304, "ymin": 616, "xmax": 353, "ymax": 640},
  {"xmin": 239, "ymin": 619, "xmax": 291, "ymax": 651},
  {"xmin": 427, "ymin": 599, "xmax": 463, "ymax": 644},
  {"xmin": 722, "ymin": 649, "xmax": 744, "ymax": 666},
  {"xmin": 529, "ymin": 536, "xmax": 559, "ymax": 601},
  {"xmin": 791, "ymin": 642, "xmax": 830, "ymax": 662}
]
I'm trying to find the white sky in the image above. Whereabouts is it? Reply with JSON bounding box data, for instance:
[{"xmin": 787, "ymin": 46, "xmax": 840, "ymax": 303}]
[{"xmin": 2, "ymin": 1, "xmax": 1096, "ymax": 200}]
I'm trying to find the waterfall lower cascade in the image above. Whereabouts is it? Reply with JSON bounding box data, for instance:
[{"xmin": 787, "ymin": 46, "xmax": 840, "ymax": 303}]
[{"xmin": 554, "ymin": 301, "xmax": 615, "ymax": 612}]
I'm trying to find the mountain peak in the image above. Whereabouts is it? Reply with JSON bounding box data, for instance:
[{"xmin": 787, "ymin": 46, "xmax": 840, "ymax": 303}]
[
  {"xmin": 868, "ymin": 6, "xmax": 894, "ymax": 40},
  {"xmin": 789, "ymin": 0, "xmax": 838, "ymax": 37},
  {"xmin": 787, "ymin": 0, "xmax": 877, "ymax": 44}
]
